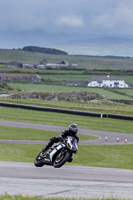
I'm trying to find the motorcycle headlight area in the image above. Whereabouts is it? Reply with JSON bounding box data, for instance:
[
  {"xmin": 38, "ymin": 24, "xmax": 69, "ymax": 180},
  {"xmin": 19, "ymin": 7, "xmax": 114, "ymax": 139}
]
[
  {"xmin": 64, "ymin": 136, "xmax": 78, "ymax": 151},
  {"xmin": 67, "ymin": 138, "xmax": 73, "ymax": 149}
]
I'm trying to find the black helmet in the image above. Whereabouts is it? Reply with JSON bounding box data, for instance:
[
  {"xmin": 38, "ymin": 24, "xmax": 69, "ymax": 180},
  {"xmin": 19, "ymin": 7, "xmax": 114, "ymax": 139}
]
[{"xmin": 69, "ymin": 123, "xmax": 78, "ymax": 135}]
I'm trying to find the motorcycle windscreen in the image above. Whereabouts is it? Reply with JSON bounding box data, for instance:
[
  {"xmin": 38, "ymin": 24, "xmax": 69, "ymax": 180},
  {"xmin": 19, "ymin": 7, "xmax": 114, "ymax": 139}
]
[{"xmin": 65, "ymin": 136, "xmax": 78, "ymax": 151}]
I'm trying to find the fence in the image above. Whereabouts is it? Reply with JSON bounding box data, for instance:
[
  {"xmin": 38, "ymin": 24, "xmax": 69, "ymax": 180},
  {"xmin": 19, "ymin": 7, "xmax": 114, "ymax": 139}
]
[{"xmin": 0, "ymin": 101, "xmax": 133, "ymax": 121}]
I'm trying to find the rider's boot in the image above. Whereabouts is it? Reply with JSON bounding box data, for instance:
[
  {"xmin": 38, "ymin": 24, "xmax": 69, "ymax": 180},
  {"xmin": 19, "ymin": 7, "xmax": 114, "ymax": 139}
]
[
  {"xmin": 42, "ymin": 140, "xmax": 53, "ymax": 152},
  {"xmin": 67, "ymin": 156, "xmax": 73, "ymax": 163},
  {"xmin": 42, "ymin": 145, "xmax": 49, "ymax": 152}
]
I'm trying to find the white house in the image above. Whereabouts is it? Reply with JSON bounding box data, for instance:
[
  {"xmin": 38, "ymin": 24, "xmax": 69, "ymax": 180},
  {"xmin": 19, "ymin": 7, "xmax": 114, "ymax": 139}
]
[{"xmin": 87, "ymin": 76, "xmax": 129, "ymax": 88}]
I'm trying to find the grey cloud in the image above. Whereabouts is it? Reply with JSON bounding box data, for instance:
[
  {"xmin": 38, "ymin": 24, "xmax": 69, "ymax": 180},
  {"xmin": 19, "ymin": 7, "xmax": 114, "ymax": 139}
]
[
  {"xmin": 56, "ymin": 15, "xmax": 84, "ymax": 27},
  {"xmin": 1, "ymin": 0, "xmax": 133, "ymax": 49},
  {"xmin": 90, "ymin": 0, "xmax": 133, "ymax": 35}
]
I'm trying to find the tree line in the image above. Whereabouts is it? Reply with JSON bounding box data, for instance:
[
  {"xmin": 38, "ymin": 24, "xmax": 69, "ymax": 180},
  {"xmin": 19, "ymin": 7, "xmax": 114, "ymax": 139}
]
[{"xmin": 22, "ymin": 46, "xmax": 68, "ymax": 55}]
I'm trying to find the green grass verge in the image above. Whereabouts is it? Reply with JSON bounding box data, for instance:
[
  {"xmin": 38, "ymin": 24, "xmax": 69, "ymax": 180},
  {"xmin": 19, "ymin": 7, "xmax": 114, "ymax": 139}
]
[
  {"xmin": 40, "ymin": 74, "xmax": 133, "ymax": 84},
  {"xmin": 75, "ymin": 144, "xmax": 133, "ymax": 169},
  {"xmin": 0, "ymin": 126, "xmax": 98, "ymax": 141},
  {"xmin": 0, "ymin": 107, "xmax": 133, "ymax": 133},
  {"xmin": 0, "ymin": 143, "xmax": 133, "ymax": 170},
  {"xmin": 0, "ymin": 98, "xmax": 133, "ymax": 116},
  {"xmin": 0, "ymin": 194, "xmax": 127, "ymax": 200}
]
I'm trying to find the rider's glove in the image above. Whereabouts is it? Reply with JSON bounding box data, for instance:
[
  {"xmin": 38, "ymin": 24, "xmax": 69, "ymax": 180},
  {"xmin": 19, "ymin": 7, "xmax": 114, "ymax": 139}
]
[
  {"xmin": 50, "ymin": 136, "xmax": 58, "ymax": 142},
  {"xmin": 59, "ymin": 136, "xmax": 64, "ymax": 142}
]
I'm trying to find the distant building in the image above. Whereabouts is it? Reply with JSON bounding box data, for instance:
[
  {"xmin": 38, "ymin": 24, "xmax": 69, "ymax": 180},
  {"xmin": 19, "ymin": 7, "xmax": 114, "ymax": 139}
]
[
  {"xmin": 36, "ymin": 65, "xmax": 46, "ymax": 69},
  {"xmin": 87, "ymin": 76, "xmax": 129, "ymax": 88},
  {"xmin": 0, "ymin": 73, "xmax": 41, "ymax": 83},
  {"xmin": 8, "ymin": 61, "xmax": 22, "ymax": 68},
  {"xmin": 8, "ymin": 60, "xmax": 77, "ymax": 70},
  {"xmin": 46, "ymin": 60, "xmax": 77, "ymax": 69},
  {"xmin": 22, "ymin": 64, "xmax": 34, "ymax": 69},
  {"xmin": 57, "ymin": 60, "xmax": 77, "ymax": 69},
  {"xmin": 62, "ymin": 80, "xmax": 88, "ymax": 86}
]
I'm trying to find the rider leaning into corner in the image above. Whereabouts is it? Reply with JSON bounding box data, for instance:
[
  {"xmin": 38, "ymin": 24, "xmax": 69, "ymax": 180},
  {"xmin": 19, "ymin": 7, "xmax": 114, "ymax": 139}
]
[{"xmin": 42, "ymin": 123, "xmax": 79, "ymax": 162}]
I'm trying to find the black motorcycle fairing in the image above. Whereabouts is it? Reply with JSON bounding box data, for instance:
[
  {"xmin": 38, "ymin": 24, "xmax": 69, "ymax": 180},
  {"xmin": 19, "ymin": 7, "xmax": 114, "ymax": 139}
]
[{"xmin": 34, "ymin": 151, "xmax": 45, "ymax": 167}]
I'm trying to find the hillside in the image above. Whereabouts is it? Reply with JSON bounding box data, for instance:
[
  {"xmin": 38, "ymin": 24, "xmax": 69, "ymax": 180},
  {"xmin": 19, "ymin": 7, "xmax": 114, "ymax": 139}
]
[
  {"xmin": 1, "ymin": 48, "xmax": 133, "ymax": 70},
  {"xmin": 57, "ymin": 37, "xmax": 133, "ymax": 57}
]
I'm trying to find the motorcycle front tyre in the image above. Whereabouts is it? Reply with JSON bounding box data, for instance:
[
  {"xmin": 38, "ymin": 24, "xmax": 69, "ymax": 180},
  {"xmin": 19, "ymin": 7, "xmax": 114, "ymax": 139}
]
[
  {"xmin": 53, "ymin": 151, "xmax": 70, "ymax": 168},
  {"xmin": 34, "ymin": 151, "xmax": 45, "ymax": 167}
]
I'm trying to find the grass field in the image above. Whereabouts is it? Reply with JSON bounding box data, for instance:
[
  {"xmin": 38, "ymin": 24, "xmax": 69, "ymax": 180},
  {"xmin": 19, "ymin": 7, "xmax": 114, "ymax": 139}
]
[
  {"xmin": 1, "ymin": 49, "xmax": 133, "ymax": 105},
  {"xmin": 0, "ymin": 113, "xmax": 133, "ymax": 169},
  {"xmin": 7, "ymin": 83, "xmax": 133, "ymax": 100},
  {"xmin": 0, "ymin": 106, "xmax": 133, "ymax": 133},
  {"xmin": 0, "ymin": 106, "xmax": 132, "ymax": 168},
  {"xmin": 0, "ymin": 126, "xmax": 97, "ymax": 141},
  {"xmin": 1, "ymin": 81, "xmax": 133, "ymax": 116},
  {"xmin": 0, "ymin": 106, "xmax": 133, "ymax": 170},
  {"xmin": 0, "ymin": 120, "xmax": 132, "ymax": 170},
  {"xmin": 0, "ymin": 143, "xmax": 133, "ymax": 170},
  {"xmin": 1, "ymin": 48, "xmax": 133, "ymax": 70},
  {"xmin": 40, "ymin": 74, "xmax": 133, "ymax": 83}
]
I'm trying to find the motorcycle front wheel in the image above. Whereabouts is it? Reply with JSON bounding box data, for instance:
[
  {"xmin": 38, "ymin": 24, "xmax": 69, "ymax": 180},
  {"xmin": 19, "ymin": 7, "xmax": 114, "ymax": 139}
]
[
  {"xmin": 34, "ymin": 151, "xmax": 45, "ymax": 167},
  {"xmin": 53, "ymin": 151, "xmax": 70, "ymax": 168}
]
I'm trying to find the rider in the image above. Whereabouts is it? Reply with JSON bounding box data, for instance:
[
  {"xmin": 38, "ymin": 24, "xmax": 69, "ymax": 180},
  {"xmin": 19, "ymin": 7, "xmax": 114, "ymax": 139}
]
[{"xmin": 42, "ymin": 123, "xmax": 79, "ymax": 162}]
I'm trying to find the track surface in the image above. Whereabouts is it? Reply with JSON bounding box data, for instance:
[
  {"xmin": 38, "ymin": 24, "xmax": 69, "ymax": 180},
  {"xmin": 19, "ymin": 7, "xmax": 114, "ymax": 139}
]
[
  {"xmin": 0, "ymin": 120, "xmax": 133, "ymax": 145},
  {"xmin": 0, "ymin": 120, "xmax": 133, "ymax": 199},
  {"xmin": 0, "ymin": 161, "xmax": 133, "ymax": 199}
]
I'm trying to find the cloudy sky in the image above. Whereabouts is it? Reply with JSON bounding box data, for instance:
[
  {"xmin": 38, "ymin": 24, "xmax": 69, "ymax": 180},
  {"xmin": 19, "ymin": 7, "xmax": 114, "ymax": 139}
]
[{"xmin": 0, "ymin": 0, "xmax": 133, "ymax": 50}]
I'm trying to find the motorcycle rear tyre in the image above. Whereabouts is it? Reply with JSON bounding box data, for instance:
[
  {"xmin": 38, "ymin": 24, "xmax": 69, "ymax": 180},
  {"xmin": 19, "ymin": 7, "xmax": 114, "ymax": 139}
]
[
  {"xmin": 53, "ymin": 151, "xmax": 70, "ymax": 168},
  {"xmin": 34, "ymin": 151, "xmax": 45, "ymax": 167}
]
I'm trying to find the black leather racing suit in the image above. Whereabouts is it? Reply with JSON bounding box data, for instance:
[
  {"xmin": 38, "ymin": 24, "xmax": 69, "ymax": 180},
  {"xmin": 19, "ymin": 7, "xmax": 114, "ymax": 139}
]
[{"xmin": 42, "ymin": 129, "xmax": 79, "ymax": 154}]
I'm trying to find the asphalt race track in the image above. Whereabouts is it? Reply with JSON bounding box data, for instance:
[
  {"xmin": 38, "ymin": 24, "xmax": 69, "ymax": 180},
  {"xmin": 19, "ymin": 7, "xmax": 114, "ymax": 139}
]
[
  {"xmin": 0, "ymin": 162, "xmax": 133, "ymax": 199},
  {"xmin": 0, "ymin": 120, "xmax": 133, "ymax": 199},
  {"xmin": 0, "ymin": 120, "xmax": 133, "ymax": 145}
]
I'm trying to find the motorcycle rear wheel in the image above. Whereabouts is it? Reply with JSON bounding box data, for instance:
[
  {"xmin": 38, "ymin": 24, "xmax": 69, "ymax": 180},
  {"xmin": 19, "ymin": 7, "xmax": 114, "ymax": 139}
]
[
  {"xmin": 34, "ymin": 151, "xmax": 45, "ymax": 167},
  {"xmin": 53, "ymin": 151, "xmax": 70, "ymax": 168}
]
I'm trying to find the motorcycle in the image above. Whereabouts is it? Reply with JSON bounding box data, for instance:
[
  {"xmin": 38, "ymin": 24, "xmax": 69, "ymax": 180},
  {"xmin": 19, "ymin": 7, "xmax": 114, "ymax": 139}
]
[{"xmin": 34, "ymin": 136, "xmax": 78, "ymax": 168}]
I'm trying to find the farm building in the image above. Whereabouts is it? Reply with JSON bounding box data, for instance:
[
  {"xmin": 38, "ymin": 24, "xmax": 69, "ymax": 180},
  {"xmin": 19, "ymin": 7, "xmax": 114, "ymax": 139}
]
[
  {"xmin": 45, "ymin": 60, "xmax": 77, "ymax": 69},
  {"xmin": 62, "ymin": 80, "xmax": 88, "ymax": 86},
  {"xmin": 87, "ymin": 76, "xmax": 129, "ymax": 88},
  {"xmin": 8, "ymin": 60, "xmax": 77, "ymax": 70},
  {"xmin": 22, "ymin": 64, "xmax": 34, "ymax": 69},
  {"xmin": 36, "ymin": 65, "xmax": 46, "ymax": 69},
  {"xmin": 8, "ymin": 61, "xmax": 22, "ymax": 68},
  {"xmin": 0, "ymin": 73, "xmax": 41, "ymax": 83},
  {"xmin": 57, "ymin": 60, "xmax": 77, "ymax": 69}
]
